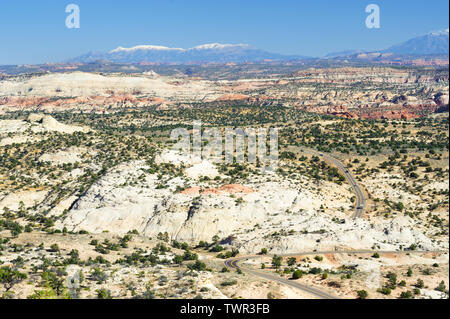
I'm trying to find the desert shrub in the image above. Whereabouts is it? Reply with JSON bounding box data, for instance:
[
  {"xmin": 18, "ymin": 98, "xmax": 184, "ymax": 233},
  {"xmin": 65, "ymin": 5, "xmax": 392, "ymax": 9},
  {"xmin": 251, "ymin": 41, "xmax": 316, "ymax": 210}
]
[
  {"xmin": 415, "ymin": 278, "xmax": 424, "ymax": 288},
  {"xmin": 357, "ymin": 290, "xmax": 368, "ymax": 299},
  {"xmin": 287, "ymin": 257, "xmax": 297, "ymax": 266},
  {"xmin": 271, "ymin": 255, "xmax": 282, "ymax": 268},
  {"xmin": 0, "ymin": 266, "xmax": 27, "ymax": 291},
  {"xmin": 96, "ymin": 288, "xmax": 112, "ymax": 299},
  {"xmin": 182, "ymin": 250, "xmax": 198, "ymax": 261},
  {"xmin": 209, "ymin": 244, "xmax": 224, "ymax": 252},
  {"xmin": 435, "ymin": 281, "xmax": 446, "ymax": 292},
  {"xmin": 309, "ymin": 267, "xmax": 322, "ymax": 275},
  {"xmin": 292, "ymin": 270, "xmax": 303, "ymax": 279},
  {"xmin": 90, "ymin": 268, "xmax": 107, "ymax": 283},
  {"xmin": 399, "ymin": 291, "xmax": 413, "ymax": 299},
  {"xmin": 314, "ymin": 255, "xmax": 323, "ymax": 262},
  {"xmin": 188, "ymin": 260, "xmax": 206, "ymax": 271},
  {"xmin": 377, "ymin": 287, "xmax": 391, "ymax": 295},
  {"xmin": 220, "ymin": 280, "xmax": 237, "ymax": 287}
]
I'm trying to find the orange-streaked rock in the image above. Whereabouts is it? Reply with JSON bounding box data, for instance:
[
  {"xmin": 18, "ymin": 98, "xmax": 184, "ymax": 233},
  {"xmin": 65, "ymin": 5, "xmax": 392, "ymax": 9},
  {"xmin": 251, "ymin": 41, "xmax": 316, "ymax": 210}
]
[
  {"xmin": 180, "ymin": 187, "xmax": 201, "ymax": 195},
  {"xmin": 218, "ymin": 184, "xmax": 254, "ymax": 193},
  {"xmin": 215, "ymin": 93, "xmax": 251, "ymax": 101}
]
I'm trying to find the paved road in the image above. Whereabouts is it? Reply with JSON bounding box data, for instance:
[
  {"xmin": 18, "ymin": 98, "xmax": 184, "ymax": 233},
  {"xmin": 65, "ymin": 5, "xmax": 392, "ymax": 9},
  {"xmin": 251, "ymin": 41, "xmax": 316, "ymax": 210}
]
[
  {"xmin": 299, "ymin": 147, "xmax": 366, "ymax": 219},
  {"xmin": 222, "ymin": 147, "xmax": 371, "ymax": 298},
  {"xmin": 223, "ymin": 147, "xmax": 433, "ymax": 298},
  {"xmin": 225, "ymin": 250, "xmax": 444, "ymax": 299},
  {"xmin": 224, "ymin": 255, "xmax": 338, "ymax": 299}
]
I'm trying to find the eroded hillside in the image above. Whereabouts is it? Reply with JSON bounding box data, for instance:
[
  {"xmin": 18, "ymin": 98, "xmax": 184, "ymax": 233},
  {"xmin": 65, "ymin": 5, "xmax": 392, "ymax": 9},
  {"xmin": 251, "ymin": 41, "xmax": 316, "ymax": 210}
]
[
  {"xmin": 0, "ymin": 67, "xmax": 448, "ymax": 119},
  {"xmin": 0, "ymin": 103, "xmax": 448, "ymax": 299}
]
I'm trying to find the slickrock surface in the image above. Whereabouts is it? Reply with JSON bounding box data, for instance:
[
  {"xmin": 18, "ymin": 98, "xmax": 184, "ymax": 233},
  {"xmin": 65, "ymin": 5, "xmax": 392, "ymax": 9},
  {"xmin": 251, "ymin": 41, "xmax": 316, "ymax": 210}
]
[{"xmin": 56, "ymin": 157, "xmax": 446, "ymax": 254}]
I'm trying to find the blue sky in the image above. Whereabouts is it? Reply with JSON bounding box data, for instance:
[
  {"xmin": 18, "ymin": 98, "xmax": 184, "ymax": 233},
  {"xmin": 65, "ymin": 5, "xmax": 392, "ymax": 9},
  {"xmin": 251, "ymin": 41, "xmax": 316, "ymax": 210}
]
[{"xmin": 0, "ymin": 0, "xmax": 448, "ymax": 64}]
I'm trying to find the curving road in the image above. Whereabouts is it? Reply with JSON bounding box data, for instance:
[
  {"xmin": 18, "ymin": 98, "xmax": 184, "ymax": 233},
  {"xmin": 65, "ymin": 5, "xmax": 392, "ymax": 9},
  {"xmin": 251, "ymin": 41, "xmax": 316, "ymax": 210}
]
[
  {"xmin": 224, "ymin": 255, "xmax": 338, "ymax": 299},
  {"xmin": 299, "ymin": 147, "xmax": 366, "ymax": 219},
  {"xmin": 225, "ymin": 250, "xmax": 444, "ymax": 299},
  {"xmin": 223, "ymin": 147, "xmax": 435, "ymax": 298},
  {"xmin": 222, "ymin": 147, "xmax": 371, "ymax": 298}
]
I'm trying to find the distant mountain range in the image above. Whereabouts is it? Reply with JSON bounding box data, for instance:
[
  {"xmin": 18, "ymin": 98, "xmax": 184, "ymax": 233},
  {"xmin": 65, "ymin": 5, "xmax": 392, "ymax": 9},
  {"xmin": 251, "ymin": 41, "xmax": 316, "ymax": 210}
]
[
  {"xmin": 65, "ymin": 28, "xmax": 449, "ymax": 64},
  {"xmin": 327, "ymin": 29, "xmax": 449, "ymax": 58},
  {"xmin": 384, "ymin": 28, "xmax": 449, "ymax": 55},
  {"xmin": 69, "ymin": 43, "xmax": 305, "ymax": 64}
]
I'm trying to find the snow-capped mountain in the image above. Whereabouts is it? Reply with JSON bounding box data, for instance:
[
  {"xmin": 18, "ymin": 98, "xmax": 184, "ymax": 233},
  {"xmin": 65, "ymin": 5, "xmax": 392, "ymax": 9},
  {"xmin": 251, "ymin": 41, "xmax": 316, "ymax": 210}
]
[
  {"xmin": 323, "ymin": 29, "xmax": 449, "ymax": 59},
  {"xmin": 384, "ymin": 29, "xmax": 449, "ymax": 55},
  {"xmin": 69, "ymin": 43, "xmax": 304, "ymax": 64}
]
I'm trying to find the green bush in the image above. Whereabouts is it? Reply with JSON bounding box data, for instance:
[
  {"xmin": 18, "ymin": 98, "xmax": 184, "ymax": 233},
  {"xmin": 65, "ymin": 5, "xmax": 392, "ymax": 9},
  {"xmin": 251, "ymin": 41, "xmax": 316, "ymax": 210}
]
[
  {"xmin": 292, "ymin": 270, "xmax": 303, "ymax": 279},
  {"xmin": 314, "ymin": 255, "xmax": 323, "ymax": 262},
  {"xmin": 97, "ymin": 288, "xmax": 112, "ymax": 299},
  {"xmin": 377, "ymin": 287, "xmax": 391, "ymax": 295},
  {"xmin": 435, "ymin": 280, "xmax": 446, "ymax": 292},
  {"xmin": 357, "ymin": 290, "xmax": 368, "ymax": 299},
  {"xmin": 220, "ymin": 280, "xmax": 237, "ymax": 287},
  {"xmin": 399, "ymin": 291, "xmax": 413, "ymax": 299},
  {"xmin": 188, "ymin": 260, "xmax": 207, "ymax": 271},
  {"xmin": 0, "ymin": 266, "xmax": 27, "ymax": 291}
]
